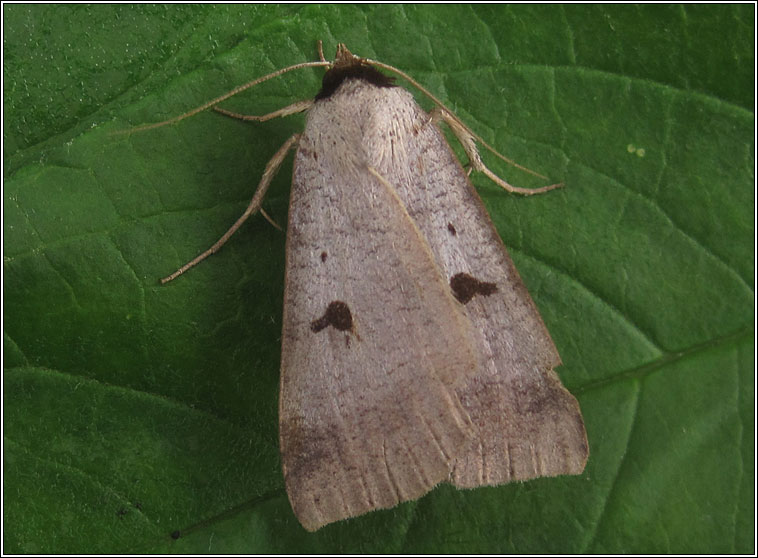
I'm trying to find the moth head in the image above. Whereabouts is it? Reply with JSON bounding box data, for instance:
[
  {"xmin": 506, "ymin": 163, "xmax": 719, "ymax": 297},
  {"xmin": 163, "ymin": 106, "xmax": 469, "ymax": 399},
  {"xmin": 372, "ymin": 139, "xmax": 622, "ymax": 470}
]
[
  {"xmin": 316, "ymin": 44, "xmax": 396, "ymax": 101},
  {"xmin": 332, "ymin": 43, "xmax": 360, "ymax": 68}
]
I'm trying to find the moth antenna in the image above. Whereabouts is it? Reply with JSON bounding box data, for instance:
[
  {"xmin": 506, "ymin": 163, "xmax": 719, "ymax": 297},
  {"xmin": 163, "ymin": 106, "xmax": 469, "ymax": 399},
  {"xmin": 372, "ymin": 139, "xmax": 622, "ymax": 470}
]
[
  {"xmin": 113, "ymin": 60, "xmax": 329, "ymax": 136},
  {"xmin": 365, "ymin": 58, "xmax": 553, "ymax": 184}
]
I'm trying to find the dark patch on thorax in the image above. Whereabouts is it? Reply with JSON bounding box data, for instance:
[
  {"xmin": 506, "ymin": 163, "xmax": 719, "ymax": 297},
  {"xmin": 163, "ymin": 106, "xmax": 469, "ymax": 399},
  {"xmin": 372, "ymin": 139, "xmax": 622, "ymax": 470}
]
[{"xmin": 316, "ymin": 63, "xmax": 396, "ymax": 100}]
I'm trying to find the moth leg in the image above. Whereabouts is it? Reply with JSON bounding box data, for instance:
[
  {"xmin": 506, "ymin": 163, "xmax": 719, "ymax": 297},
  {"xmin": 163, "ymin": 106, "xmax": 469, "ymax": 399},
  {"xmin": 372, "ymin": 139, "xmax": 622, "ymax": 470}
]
[
  {"xmin": 160, "ymin": 133, "xmax": 301, "ymax": 284},
  {"xmin": 214, "ymin": 99, "xmax": 313, "ymax": 122},
  {"xmin": 259, "ymin": 208, "xmax": 283, "ymax": 231},
  {"xmin": 429, "ymin": 107, "xmax": 563, "ymax": 196},
  {"xmin": 114, "ymin": 60, "xmax": 328, "ymax": 136},
  {"xmin": 212, "ymin": 100, "xmax": 310, "ymax": 231}
]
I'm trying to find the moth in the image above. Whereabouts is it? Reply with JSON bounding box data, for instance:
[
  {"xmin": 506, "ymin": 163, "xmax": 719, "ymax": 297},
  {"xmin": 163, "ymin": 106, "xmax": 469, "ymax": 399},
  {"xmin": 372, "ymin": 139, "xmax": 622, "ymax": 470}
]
[{"xmin": 141, "ymin": 42, "xmax": 589, "ymax": 531}]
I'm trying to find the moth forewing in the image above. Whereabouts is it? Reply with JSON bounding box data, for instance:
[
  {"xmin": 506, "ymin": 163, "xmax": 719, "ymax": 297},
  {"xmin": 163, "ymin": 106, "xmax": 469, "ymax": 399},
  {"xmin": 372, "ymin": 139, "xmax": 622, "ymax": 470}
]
[
  {"xmin": 354, "ymin": 77, "xmax": 589, "ymax": 487},
  {"xmin": 279, "ymin": 90, "xmax": 482, "ymax": 529}
]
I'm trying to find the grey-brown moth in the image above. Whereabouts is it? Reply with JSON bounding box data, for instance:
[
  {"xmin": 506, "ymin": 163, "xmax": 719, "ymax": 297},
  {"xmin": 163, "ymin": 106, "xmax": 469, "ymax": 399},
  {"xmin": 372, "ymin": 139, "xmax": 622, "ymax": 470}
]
[{"xmin": 142, "ymin": 43, "xmax": 589, "ymax": 532}]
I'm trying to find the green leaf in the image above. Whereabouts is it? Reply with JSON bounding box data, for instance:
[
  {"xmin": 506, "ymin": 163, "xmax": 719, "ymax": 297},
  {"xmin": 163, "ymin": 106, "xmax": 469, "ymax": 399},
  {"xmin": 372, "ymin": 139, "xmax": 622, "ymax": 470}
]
[{"xmin": 4, "ymin": 4, "xmax": 753, "ymax": 553}]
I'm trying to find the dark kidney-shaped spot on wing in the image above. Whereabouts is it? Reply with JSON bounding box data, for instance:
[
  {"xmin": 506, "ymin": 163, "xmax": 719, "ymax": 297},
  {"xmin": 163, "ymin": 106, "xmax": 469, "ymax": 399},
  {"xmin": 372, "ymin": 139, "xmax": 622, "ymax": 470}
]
[
  {"xmin": 311, "ymin": 300, "xmax": 353, "ymax": 333},
  {"xmin": 450, "ymin": 272, "xmax": 498, "ymax": 304}
]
